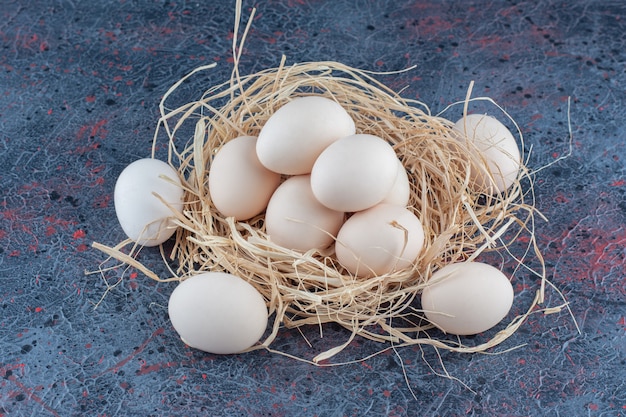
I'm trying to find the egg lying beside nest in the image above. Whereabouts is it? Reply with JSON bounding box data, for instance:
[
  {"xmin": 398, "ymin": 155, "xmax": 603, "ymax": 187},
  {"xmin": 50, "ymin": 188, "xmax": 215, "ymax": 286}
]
[
  {"xmin": 420, "ymin": 262, "xmax": 514, "ymax": 335},
  {"xmin": 168, "ymin": 272, "xmax": 268, "ymax": 354},
  {"xmin": 114, "ymin": 158, "xmax": 184, "ymax": 246}
]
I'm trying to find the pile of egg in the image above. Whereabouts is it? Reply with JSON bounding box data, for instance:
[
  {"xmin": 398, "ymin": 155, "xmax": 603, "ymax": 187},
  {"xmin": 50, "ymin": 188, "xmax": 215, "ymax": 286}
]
[
  {"xmin": 209, "ymin": 96, "xmax": 424, "ymax": 278},
  {"xmin": 113, "ymin": 95, "xmax": 521, "ymax": 354}
]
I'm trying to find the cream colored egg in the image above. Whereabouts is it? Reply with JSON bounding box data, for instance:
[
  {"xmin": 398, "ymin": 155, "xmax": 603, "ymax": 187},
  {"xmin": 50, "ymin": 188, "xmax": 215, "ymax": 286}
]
[
  {"xmin": 256, "ymin": 96, "xmax": 356, "ymax": 175},
  {"xmin": 168, "ymin": 272, "xmax": 268, "ymax": 354},
  {"xmin": 265, "ymin": 175, "xmax": 344, "ymax": 252},
  {"xmin": 311, "ymin": 134, "xmax": 399, "ymax": 212},
  {"xmin": 335, "ymin": 203, "xmax": 424, "ymax": 278},
  {"xmin": 114, "ymin": 158, "xmax": 183, "ymax": 246},
  {"xmin": 381, "ymin": 159, "xmax": 411, "ymax": 207},
  {"xmin": 421, "ymin": 262, "xmax": 514, "ymax": 335},
  {"xmin": 208, "ymin": 136, "xmax": 281, "ymax": 220},
  {"xmin": 453, "ymin": 114, "xmax": 521, "ymax": 194}
]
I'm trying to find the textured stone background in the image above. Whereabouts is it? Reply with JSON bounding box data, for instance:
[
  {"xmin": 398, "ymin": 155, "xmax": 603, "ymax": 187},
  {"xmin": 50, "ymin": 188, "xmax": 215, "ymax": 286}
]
[{"xmin": 1, "ymin": 1, "xmax": 624, "ymax": 416}]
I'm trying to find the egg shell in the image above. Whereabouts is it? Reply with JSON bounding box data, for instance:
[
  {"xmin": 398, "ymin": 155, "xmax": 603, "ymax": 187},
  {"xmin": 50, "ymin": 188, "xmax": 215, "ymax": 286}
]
[
  {"xmin": 265, "ymin": 175, "xmax": 345, "ymax": 252},
  {"xmin": 114, "ymin": 158, "xmax": 183, "ymax": 246},
  {"xmin": 208, "ymin": 136, "xmax": 281, "ymax": 220},
  {"xmin": 311, "ymin": 134, "xmax": 399, "ymax": 212},
  {"xmin": 380, "ymin": 159, "xmax": 411, "ymax": 207},
  {"xmin": 256, "ymin": 96, "xmax": 356, "ymax": 175},
  {"xmin": 168, "ymin": 272, "xmax": 268, "ymax": 355},
  {"xmin": 420, "ymin": 262, "xmax": 514, "ymax": 335},
  {"xmin": 335, "ymin": 203, "xmax": 424, "ymax": 278},
  {"xmin": 453, "ymin": 114, "xmax": 521, "ymax": 194}
]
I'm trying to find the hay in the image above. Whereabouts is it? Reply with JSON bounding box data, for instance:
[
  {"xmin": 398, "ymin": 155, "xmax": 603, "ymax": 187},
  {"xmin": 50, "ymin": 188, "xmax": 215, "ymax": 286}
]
[
  {"xmin": 90, "ymin": 3, "xmax": 574, "ymax": 364},
  {"xmin": 91, "ymin": 54, "xmax": 558, "ymax": 362}
]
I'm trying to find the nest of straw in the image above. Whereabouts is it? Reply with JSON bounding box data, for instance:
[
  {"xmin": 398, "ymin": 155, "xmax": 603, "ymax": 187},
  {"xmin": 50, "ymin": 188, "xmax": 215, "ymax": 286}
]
[{"xmin": 92, "ymin": 49, "xmax": 565, "ymax": 364}]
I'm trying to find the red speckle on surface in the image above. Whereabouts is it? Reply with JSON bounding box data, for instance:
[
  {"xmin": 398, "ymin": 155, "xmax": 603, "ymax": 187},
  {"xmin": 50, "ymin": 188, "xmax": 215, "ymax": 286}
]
[
  {"xmin": 44, "ymin": 215, "xmax": 77, "ymax": 230},
  {"xmin": 2, "ymin": 363, "xmax": 62, "ymax": 417},
  {"xmin": 383, "ymin": 389, "xmax": 391, "ymax": 398},
  {"xmin": 589, "ymin": 403, "xmax": 599, "ymax": 411},
  {"xmin": 472, "ymin": 35, "xmax": 503, "ymax": 50},
  {"xmin": 93, "ymin": 194, "xmax": 111, "ymax": 208},
  {"xmin": 554, "ymin": 192, "xmax": 570, "ymax": 203},
  {"xmin": 95, "ymin": 328, "xmax": 165, "ymax": 376},
  {"xmin": 86, "ymin": 95, "xmax": 96, "ymax": 103},
  {"xmin": 73, "ymin": 229, "xmax": 86, "ymax": 239},
  {"xmin": 610, "ymin": 179, "xmax": 625, "ymax": 186},
  {"xmin": 77, "ymin": 119, "xmax": 108, "ymax": 140}
]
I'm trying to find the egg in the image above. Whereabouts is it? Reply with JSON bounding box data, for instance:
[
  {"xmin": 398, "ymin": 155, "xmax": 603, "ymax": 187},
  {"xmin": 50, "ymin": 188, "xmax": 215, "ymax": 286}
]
[
  {"xmin": 114, "ymin": 158, "xmax": 183, "ymax": 246},
  {"xmin": 256, "ymin": 96, "xmax": 356, "ymax": 175},
  {"xmin": 168, "ymin": 272, "xmax": 268, "ymax": 354},
  {"xmin": 335, "ymin": 203, "xmax": 424, "ymax": 278},
  {"xmin": 420, "ymin": 262, "xmax": 514, "ymax": 335},
  {"xmin": 208, "ymin": 135, "xmax": 281, "ymax": 220},
  {"xmin": 380, "ymin": 159, "xmax": 411, "ymax": 207},
  {"xmin": 265, "ymin": 175, "xmax": 345, "ymax": 252},
  {"xmin": 311, "ymin": 134, "xmax": 399, "ymax": 212},
  {"xmin": 453, "ymin": 114, "xmax": 521, "ymax": 193}
]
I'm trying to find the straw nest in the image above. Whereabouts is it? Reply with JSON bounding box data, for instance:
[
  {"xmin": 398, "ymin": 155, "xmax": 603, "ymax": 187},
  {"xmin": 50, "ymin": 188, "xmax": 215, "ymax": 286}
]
[{"xmin": 92, "ymin": 53, "xmax": 563, "ymax": 363}]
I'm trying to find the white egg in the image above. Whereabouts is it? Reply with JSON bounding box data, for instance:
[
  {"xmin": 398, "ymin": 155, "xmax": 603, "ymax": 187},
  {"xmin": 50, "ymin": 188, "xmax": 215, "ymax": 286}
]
[
  {"xmin": 420, "ymin": 262, "xmax": 514, "ymax": 335},
  {"xmin": 208, "ymin": 136, "xmax": 281, "ymax": 220},
  {"xmin": 453, "ymin": 114, "xmax": 521, "ymax": 193},
  {"xmin": 380, "ymin": 159, "xmax": 411, "ymax": 207},
  {"xmin": 168, "ymin": 272, "xmax": 268, "ymax": 354},
  {"xmin": 311, "ymin": 134, "xmax": 399, "ymax": 212},
  {"xmin": 265, "ymin": 175, "xmax": 345, "ymax": 252},
  {"xmin": 114, "ymin": 158, "xmax": 183, "ymax": 246},
  {"xmin": 335, "ymin": 203, "xmax": 424, "ymax": 278},
  {"xmin": 256, "ymin": 96, "xmax": 356, "ymax": 175}
]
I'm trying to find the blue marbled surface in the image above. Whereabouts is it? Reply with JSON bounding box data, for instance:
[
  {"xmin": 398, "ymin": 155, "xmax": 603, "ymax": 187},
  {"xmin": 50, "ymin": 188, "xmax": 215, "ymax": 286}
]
[{"xmin": 1, "ymin": 1, "xmax": 624, "ymax": 416}]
